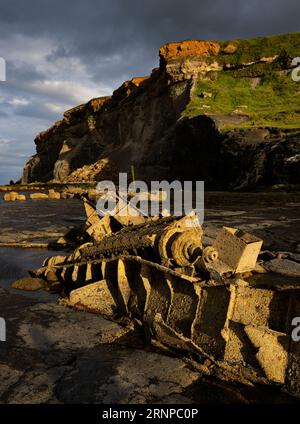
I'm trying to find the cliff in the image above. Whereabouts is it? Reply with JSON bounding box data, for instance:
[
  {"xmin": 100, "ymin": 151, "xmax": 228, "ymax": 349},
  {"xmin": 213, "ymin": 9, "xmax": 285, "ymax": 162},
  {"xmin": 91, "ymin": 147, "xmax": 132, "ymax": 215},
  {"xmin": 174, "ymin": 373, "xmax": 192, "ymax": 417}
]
[{"xmin": 22, "ymin": 33, "xmax": 300, "ymax": 189}]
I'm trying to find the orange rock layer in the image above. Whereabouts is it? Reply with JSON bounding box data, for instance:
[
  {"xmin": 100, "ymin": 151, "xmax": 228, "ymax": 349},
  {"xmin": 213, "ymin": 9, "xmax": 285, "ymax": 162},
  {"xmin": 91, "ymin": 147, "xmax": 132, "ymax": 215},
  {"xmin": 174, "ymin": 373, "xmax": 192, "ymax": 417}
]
[{"xmin": 159, "ymin": 40, "xmax": 221, "ymax": 61}]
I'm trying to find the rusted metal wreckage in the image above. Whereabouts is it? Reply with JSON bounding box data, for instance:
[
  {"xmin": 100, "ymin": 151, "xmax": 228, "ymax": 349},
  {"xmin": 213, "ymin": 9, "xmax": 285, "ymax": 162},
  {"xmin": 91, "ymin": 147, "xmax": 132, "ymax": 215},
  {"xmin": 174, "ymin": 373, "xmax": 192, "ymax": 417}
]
[{"xmin": 29, "ymin": 196, "xmax": 300, "ymax": 396}]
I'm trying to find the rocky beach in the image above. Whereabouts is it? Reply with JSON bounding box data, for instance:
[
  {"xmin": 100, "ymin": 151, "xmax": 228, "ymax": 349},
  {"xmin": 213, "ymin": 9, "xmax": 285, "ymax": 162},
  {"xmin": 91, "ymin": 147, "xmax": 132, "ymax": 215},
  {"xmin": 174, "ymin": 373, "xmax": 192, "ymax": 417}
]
[{"xmin": 1, "ymin": 191, "xmax": 300, "ymax": 403}]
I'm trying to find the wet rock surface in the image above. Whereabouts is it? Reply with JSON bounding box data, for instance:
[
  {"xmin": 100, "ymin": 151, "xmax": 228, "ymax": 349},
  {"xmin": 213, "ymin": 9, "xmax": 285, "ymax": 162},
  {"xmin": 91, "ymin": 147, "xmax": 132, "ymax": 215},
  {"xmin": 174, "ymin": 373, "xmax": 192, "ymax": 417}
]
[
  {"xmin": 1, "ymin": 288, "xmax": 299, "ymax": 404},
  {"xmin": 1, "ymin": 191, "xmax": 300, "ymax": 252},
  {"xmin": 264, "ymin": 259, "xmax": 300, "ymax": 277},
  {"xmin": 11, "ymin": 277, "xmax": 46, "ymax": 291},
  {"xmin": 203, "ymin": 192, "xmax": 300, "ymax": 252},
  {"xmin": 0, "ymin": 197, "xmax": 85, "ymax": 244}
]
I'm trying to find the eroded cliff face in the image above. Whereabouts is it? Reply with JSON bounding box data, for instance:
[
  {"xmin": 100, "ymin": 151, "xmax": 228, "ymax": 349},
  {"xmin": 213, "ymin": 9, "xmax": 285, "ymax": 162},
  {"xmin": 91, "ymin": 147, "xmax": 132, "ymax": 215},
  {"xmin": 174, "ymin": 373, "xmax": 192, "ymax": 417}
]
[
  {"xmin": 22, "ymin": 68, "xmax": 194, "ymax": 184},
  {"xmin": 22, "ymin": 34, "xmax": 300, "ymax": 189}
]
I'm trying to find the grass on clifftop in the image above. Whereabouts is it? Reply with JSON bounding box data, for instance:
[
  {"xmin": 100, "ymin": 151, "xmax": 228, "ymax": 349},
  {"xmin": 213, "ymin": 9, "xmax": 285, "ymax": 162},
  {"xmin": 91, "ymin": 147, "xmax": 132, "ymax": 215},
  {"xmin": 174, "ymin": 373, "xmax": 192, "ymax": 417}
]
[
  {"xmin": 185, "ymin": 70, "xmax": 300, "ymax": 129},
  {"xmin": 184, "ymin": 32, "xmax": 300, "ymax": 130},
  {"xmin": 217, "ymin": 32, "xmax": 300, "ymax": 66}
]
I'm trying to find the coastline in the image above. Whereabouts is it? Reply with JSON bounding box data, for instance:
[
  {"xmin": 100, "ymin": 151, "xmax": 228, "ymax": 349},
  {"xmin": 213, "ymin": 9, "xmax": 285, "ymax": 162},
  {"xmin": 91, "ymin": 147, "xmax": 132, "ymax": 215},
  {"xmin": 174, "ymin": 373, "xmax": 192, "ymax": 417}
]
[{"xmin": 1, "ymin": 191, "xmax": 300, "ymax": 402}]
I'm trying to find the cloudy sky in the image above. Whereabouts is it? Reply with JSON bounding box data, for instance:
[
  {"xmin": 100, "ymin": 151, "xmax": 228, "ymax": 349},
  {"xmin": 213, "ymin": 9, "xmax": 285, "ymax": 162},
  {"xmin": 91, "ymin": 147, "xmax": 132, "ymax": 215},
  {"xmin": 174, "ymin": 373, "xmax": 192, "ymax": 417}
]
[{"xmin": 0, "ymin": 0, "xmax": 299, "ymax": 184}]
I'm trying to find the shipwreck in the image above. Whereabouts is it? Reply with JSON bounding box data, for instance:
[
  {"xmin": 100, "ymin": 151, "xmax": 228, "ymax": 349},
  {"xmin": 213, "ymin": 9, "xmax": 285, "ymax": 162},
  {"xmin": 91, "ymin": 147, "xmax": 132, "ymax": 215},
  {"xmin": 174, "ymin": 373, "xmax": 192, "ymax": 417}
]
[{"xmin": 14, "ymin": 193, "xmax": 300, "ymax": 398}]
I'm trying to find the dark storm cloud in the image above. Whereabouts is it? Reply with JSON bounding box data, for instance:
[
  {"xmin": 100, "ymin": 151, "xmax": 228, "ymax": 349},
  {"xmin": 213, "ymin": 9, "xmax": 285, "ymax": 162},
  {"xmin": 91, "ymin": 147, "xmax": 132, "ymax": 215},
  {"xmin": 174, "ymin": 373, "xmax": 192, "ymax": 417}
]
[
  {"xmin": 0, "ymin": 0, "xmax": 299, "ymax": 183},
  {"xmin": 1, "ymin": 0, "xmax": 300, "ymax": 83}
]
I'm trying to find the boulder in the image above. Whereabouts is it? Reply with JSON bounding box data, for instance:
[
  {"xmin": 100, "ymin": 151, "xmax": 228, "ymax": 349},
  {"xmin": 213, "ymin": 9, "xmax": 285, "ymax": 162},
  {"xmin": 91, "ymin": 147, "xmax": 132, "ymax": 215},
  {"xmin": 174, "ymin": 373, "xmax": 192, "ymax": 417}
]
[
  {"xmin": 3, "ymin": 191, "xmax": 18, "ymax": 201},
  {"xmin": 30, "ymin": 193, "xmax": 49, "ymax": 200},
  {"xmin": 48, "ymin": 189, "xmax": 60, "ymax": 199},
  {"xmin": 11, "ymin": 277, "xmax": 45, "ymax": 291},
  {"xmin": 264, "ymin": 259, "xmax": 300, "ymax": 278},
  {"xmin": 67, "ymin": 280, "xmax": 116, "ymax": 317},
  {"xmin": 223, "ymin": 43, "xmax": 238, "ymax": 54},
  {"xmin": 245, "ymin": 325, "xmax": 289, "ymax": 384}
]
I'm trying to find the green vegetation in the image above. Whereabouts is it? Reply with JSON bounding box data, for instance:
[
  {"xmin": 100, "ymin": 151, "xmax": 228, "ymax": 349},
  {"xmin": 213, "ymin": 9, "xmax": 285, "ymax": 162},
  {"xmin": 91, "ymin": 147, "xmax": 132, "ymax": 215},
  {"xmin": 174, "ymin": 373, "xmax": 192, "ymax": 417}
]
[
  {"xmin": 218, "ymin": 32, "xmax": 300, "ymax": 66},
  {"xmin": 184, "ymin": 32, "xmax": 300, "ymax": 130}
]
